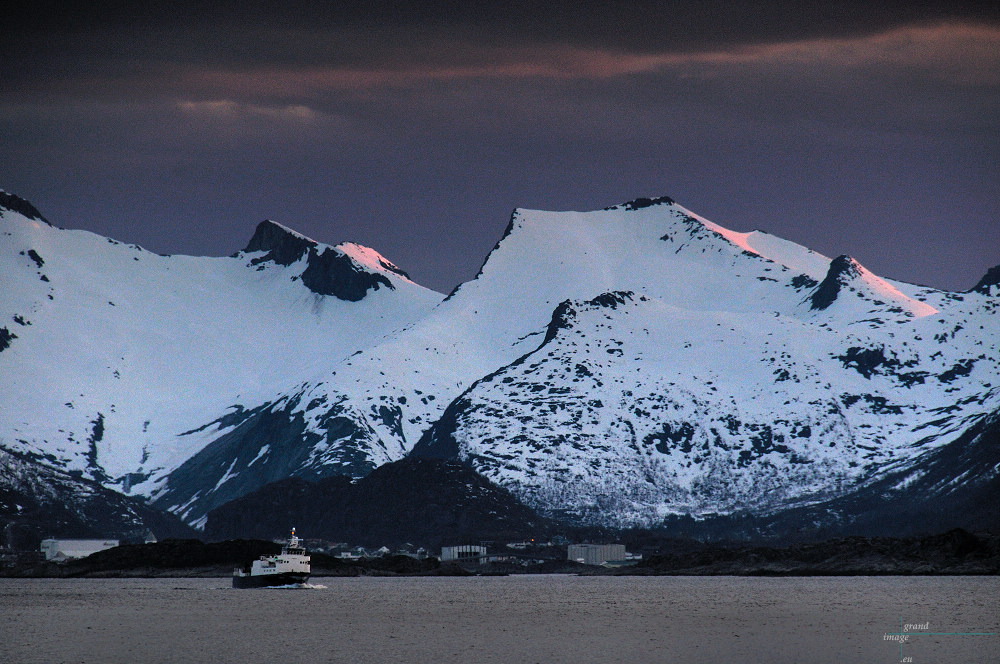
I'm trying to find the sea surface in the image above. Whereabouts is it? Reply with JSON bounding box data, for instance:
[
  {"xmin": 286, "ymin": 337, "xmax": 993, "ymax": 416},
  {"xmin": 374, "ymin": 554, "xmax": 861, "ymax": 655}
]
[{"xmin": 1, "ymin": 575, "xmax": 997, "ymax": 663}]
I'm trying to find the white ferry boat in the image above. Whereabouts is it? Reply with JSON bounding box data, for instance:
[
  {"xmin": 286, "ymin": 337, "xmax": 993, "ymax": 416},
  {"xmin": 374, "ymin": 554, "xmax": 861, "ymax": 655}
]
[{"xmin": 233, "ymin": 528, "xmax": 310, "ymax": 588}]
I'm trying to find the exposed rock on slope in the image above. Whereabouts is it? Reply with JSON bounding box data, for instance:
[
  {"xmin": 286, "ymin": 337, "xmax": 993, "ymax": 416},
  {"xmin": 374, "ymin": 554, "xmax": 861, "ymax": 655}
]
[
  {"xmin": 0, "ymin": 448, "xmax": 196, "ymax": 550},
  {"xmin": 970, "ymin": 263, "xmax": 1000, "ymax": 296}
]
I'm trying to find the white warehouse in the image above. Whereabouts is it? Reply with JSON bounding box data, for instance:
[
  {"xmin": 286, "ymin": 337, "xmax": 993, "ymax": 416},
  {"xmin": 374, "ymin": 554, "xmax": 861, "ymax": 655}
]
[
  {"xmin": 440, "ymin": 545, "xmax": 487, "ymax": 563},
  {"xmin": 567, "ymin": 543, "xmax": 626, "ymax": 566}
]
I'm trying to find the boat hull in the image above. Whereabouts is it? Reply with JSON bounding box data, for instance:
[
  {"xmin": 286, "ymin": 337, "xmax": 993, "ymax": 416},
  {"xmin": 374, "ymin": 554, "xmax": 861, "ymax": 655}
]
[{"xmin": 232, "ymin": 572, "xmax": 309, "ymax": 589}]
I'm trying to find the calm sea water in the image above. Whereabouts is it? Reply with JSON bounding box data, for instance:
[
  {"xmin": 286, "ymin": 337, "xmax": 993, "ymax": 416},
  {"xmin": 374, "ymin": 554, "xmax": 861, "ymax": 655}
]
[{"xmin": 1, "ymin": 576, "xmax": 997, "ymax": 663}]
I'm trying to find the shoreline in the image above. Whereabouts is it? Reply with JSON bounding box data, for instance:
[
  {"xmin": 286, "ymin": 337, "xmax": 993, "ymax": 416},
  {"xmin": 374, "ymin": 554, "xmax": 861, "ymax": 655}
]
[{"xmin": 4, "ymin": 527, "xmax": 997, "ymax": 578}]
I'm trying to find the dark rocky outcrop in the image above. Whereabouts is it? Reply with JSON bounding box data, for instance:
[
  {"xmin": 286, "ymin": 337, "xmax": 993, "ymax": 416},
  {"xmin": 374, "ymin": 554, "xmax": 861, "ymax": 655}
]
[
  {"xmin": 376, "ymin": 257, "xmax": 412, "ymax": 280},
  {"xmin": 791, "ymin": 274, "xmax": 819, "ymax": 290},
  {"xmin": 606, "ymin": 195, "xmax": 675, "ymax": 211},
  {"xmin": 810, "ymin": 254, "xmax": 861, "ymax": 310},
  {"xmin": 836, "ymin": 346, "xmax": 899, "ymax": 378},
  {"xmin": 0, "ymin": 327, "xmax": 16, "ymax": 353},
  {"xmin": 242, "ymin": 219, "xmax": 316, "ymax": 266},
  {"xmin": 26, "ymin": 249, "xmax": 44, "ymax": 268},
  {"xmin": 0, "ymin": 191, "xmax": 49, "ymax": 224},
  {"xmin": 969, "ymin": 263, "xmax": 1000, "ymax": 296},
  {"xmin": 542, "ymin": 292, "xmax": 634, "ymax": 344},
  {"xmin": 409, "ymin": 397, "xmax": 468, "ymax": 461},
  {"xmin": 204, "ymin": 458, "xmax": 550, "ymax": 549},
  {"xmin": 300, "ymin": 247, "xmax": 393, "ymax": 301}
]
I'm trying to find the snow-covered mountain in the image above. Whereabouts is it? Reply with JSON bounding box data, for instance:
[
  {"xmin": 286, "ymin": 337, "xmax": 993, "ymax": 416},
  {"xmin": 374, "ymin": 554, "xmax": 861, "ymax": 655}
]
[
  {"xmin": 0, "ymin": 192, "xmax": 442, "ymax": 528},
  {"xmin": 2, "ymin": 191, "xmax": 996, "ymax": 534}
]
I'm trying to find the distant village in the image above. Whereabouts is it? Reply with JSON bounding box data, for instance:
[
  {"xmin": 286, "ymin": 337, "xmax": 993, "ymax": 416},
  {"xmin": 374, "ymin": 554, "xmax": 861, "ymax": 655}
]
[{"xmin": 5, "ymin": 528, "xmax": 641, "ymax": 570}]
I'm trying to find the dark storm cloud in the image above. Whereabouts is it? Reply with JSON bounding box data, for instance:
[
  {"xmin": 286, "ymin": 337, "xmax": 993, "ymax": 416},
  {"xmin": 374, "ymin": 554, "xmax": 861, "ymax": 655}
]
[
  {"xmin": 9, "ymin": 1, "xmax": 999, "ymax": 48},
  {"xmin": 2, "ymin": 1, "xmax": 998, "ymax": 292},
  {"xmin": 6, "ymin": 1, "xmax": 998, "ymax": 89}
]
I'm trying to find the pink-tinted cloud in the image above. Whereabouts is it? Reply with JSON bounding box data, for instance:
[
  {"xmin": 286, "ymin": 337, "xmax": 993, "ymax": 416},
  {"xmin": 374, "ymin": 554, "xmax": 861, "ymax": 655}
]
[
  {"xmin": 176, "ymin": 100, "xmax": 318, "ymax": 120},
  {"xmin": 173, "ymin": 22, "xmax": 998, "ymax": 102}
]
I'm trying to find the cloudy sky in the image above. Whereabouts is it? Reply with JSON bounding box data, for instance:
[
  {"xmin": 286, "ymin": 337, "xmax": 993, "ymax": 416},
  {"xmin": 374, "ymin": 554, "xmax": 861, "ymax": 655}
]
[{"xmin": 3, "ymin": 1, "xmax": 998, "ymax": 293}]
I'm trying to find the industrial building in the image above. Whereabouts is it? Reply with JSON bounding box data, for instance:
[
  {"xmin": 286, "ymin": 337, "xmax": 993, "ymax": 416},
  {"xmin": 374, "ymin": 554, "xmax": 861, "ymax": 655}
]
[
  {"xmin": 440, "ymin": 545, "xmax": 487, "ymax": 563},
  {"xmin": 567, "ymin": 543, "xmax": 627, "ymax": 566},
  {"xmin": 40, "ymin": 539, "xmax": 119, "ymax": 561}
]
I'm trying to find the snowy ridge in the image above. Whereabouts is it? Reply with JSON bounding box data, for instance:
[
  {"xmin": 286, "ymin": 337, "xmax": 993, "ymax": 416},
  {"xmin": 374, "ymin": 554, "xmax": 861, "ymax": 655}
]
[
  {"xmin": 172, "ymin": 196, "xmax": 996, "ymax": 527},
  {"xmin": 2, "ymin": 192, "xmax": 997, "ymax": 531}
]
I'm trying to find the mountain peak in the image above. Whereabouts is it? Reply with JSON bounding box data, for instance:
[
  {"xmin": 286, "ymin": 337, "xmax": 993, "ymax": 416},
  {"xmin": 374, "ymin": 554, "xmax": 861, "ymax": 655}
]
[
  {"xmin": 809, "ymin": 254, "xmax": 938, "ymax": 318},
  {"xmin": 810, "ymin": 254, "xmax": 863, "ymax": 310},
  {"xmin": 241, "ymin": 219, "xmax": 317, "ymax": 266},
  {"xmin": 0, "ymin": 191, "xmax": 50, "ymax": 225},
  {"xmin": 238, "ymin": 220, "xmax": 423, "ymax": 301}
]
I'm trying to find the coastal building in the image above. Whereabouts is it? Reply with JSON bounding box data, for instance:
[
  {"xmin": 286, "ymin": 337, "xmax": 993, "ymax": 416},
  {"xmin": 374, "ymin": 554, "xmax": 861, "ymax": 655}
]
[
  {"xmin": 441, "ymin": 545, "xmax": 487, "ymax": 563},
  {"xmin": 40, "ymin": 538, "xmax": 119, "ymax": 561},
  {"xmin": 567, "ymin": 543, "xmax": 626, "ymax": 566}
]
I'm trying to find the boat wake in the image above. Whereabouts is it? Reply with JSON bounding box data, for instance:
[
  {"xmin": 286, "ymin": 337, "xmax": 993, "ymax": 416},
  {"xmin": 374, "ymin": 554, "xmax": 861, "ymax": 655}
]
[{"xmin": 265, "ymin": 583, "xmax": 327, "ymax": 590}]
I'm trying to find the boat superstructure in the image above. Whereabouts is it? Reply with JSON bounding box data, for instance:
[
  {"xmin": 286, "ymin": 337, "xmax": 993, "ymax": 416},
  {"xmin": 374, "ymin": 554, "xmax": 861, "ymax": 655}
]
[{"xmin": 233, "ymin": 528, "xmax": 310, "ymax": 588}]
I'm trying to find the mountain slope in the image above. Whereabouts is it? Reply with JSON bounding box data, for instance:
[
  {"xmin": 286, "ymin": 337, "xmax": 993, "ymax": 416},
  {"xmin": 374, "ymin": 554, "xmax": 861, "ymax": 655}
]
[
  {"xmin": 0, "ymin": 446, "xmax": 196, "ymax": 549},
  {"xmin": 412, "ymin": 282, "xmax": 996, "ymax": 525},
  {"xmin": 0, "ymin": 192, "xmax": 442, "ymax": 528},
  {"xmin": 203, "ymin": 457, "xmax": 549, "ymax": 548}
]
